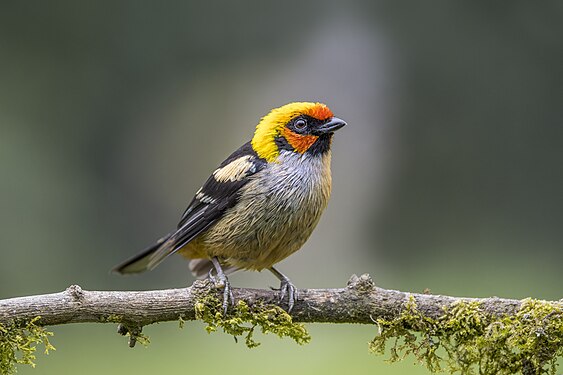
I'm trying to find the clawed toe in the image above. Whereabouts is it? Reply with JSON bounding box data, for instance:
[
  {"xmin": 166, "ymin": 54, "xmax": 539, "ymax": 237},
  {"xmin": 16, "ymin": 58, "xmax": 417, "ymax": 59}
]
[
  {"xmin": 279, "ymin": 279, "xmax": 298, "ymax": 312},
  {"xmin": 269, "ymin": 267, "xmax": 298, "ymax": 312},
  {"xmin": 209, "ymin": 257, "xmax": 235, "ymax": 314},
  {"xmin": 207, "ymin": 272, "xmax": 234, "ymax": 314},
  {"xmin": 219, "ymin": 276, "xmax": 234, "ymax": 314}
]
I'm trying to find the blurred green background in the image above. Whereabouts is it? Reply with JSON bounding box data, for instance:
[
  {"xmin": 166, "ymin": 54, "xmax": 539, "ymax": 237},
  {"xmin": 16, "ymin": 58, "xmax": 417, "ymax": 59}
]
[{"xmin": 1, "ymin": 1, "xmax": 561, "ymax": 374}]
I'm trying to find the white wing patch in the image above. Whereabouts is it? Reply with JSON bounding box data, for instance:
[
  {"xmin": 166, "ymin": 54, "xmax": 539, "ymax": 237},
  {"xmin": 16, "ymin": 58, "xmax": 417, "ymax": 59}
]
[{"xmin": 213, "ymin": 155, "xmax": 255, "ymax": 182}]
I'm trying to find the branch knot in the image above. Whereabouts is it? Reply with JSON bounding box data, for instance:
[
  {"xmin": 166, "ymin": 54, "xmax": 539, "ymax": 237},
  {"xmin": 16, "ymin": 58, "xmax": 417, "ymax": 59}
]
[
  {"xmin": 347, "ymin": 273, "xmax": 375, "ymax": 293},
  {"xmin": 65, "ymin": 285, "xmax": 85, "ymax": 303}
]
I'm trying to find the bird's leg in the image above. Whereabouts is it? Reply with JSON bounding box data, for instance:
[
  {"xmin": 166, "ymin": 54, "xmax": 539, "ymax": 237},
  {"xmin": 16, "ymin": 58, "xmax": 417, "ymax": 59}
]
[
  {"xmin": 207, "ymin": 268, "xmax": 215, "ymax": 283},
  {"xmin": 210, "ymin": 257, "xmax": 234, "ymax": 314},
  {"xmin": 268, "ymin": 266, "xmax": 298, "ymax": 312}
]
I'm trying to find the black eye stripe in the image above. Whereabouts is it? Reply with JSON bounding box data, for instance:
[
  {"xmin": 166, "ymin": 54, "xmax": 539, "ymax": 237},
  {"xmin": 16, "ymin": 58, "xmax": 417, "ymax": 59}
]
[{"xmin": 288, "ymin": 115, "xmax": 328, "ymax": 134}]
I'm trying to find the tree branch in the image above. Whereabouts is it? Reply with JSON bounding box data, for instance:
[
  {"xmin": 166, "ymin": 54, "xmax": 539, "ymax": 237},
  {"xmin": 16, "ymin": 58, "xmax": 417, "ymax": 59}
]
[
  {"xmin": 0, "ymin": 274, "xmax": 542, "ymax": 327},
  {"xmin": 1, "ymin": 274, "xmax": 562, "ymax": 375}
]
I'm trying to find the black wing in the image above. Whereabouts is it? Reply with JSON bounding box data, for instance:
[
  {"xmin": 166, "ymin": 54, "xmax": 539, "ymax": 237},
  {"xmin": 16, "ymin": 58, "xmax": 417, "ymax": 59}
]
[{"xmin": 140, "ymin": 141, "xmax": 266, "ymax": 271}]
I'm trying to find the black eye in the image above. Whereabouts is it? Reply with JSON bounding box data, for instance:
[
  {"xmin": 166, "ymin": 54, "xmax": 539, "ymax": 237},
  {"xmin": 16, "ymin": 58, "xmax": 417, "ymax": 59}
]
[{"xmin": 294, "ymin": 119, "xmax": 307, "ymax": 131}]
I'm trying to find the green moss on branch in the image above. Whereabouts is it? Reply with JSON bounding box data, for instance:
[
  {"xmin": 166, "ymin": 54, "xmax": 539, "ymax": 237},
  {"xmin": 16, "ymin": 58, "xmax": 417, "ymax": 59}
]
[
  {"xmin": 194, "ymin": 296, "xmax": 311, "ymax": 348},
  {"xmin": 370, "ymin": 297, "xmax": 563, "ymax": 375},
  {"xmin": 0, "ymin": 317, "xmax": 55, "ymax": 375}
]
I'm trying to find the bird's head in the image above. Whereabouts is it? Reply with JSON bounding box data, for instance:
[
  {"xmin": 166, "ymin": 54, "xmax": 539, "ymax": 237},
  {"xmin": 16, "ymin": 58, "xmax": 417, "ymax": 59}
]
[{"xmin": 251, "ymin": 102, "xmax": 346, "ymax": 162}]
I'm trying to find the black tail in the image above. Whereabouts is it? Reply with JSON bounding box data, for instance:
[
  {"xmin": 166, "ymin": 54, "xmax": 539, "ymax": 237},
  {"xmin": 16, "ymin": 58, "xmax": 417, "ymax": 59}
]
[{"xmin": 111, "ymin": 234, "xmax": 172, "ymax": 274}]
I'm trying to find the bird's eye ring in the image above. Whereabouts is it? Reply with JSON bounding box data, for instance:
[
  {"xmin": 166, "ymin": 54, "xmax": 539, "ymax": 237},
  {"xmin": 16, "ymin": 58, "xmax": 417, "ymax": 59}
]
[{"xmin": 294, "ymin": 119, "xmax": 307, "ymax": 131}]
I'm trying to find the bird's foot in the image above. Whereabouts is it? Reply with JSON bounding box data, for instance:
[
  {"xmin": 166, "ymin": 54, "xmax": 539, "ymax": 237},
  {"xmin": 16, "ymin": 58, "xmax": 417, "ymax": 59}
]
[
  {"xmin": 268, "ymin": 266, "xmax": 298, "ymax": 312},
  {"xmin": 278, "ymin": 277, "xmax": 298, "ymax": 312},
  {"xmin": 209, "ymin": 258, "xmax": 235, "ymax": 314},
  {"xmin": 217, "ymin": 273, "xmax": 234, "ymax": 315}
]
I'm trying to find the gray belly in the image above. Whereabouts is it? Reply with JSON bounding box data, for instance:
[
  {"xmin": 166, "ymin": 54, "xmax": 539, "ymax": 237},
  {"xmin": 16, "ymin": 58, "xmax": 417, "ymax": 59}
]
[{"xmin": 199, "ymin": 151, "xmax": 332, "ymax": 270}]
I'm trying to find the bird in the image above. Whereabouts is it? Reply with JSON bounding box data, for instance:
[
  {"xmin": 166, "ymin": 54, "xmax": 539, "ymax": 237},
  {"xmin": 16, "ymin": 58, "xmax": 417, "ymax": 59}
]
[{"xmin": 112, "ymin": 102, "xmax": 346, "ymax": 312}]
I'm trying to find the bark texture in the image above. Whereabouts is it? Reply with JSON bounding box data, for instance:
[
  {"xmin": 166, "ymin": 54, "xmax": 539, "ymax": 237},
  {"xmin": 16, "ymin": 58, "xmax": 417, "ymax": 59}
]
[{"xmin": 0, "ymin": 274, "xmax": 529, "ymax": 327}]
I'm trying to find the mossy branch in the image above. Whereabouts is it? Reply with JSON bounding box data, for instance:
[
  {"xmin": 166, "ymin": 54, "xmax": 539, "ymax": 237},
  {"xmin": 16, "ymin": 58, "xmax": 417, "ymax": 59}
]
[{"xmin": 1, "ymin": 274, "xmax": 562, "ymax": 375}]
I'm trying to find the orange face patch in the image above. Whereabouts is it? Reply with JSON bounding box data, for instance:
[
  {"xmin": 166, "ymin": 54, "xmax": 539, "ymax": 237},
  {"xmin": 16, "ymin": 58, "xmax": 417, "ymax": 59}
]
[{"xmin": 280, "ymin": 127, "xmax": 319, "ymax": 154}]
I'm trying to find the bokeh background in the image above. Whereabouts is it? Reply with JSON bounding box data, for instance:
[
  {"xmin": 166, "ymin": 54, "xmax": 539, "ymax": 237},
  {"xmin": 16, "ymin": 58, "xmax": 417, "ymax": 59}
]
[{"xmin": 1, "ymin": 1, "xmax": 562, "ymax": 374}]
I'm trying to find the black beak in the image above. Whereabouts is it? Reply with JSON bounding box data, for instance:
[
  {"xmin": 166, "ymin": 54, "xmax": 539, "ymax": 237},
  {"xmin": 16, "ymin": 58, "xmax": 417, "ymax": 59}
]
[{"xmin": 314, "ymin": 117, "xmax": 346, "ymax": 135}]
